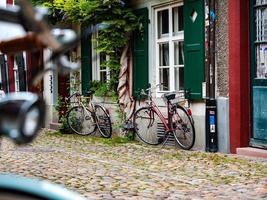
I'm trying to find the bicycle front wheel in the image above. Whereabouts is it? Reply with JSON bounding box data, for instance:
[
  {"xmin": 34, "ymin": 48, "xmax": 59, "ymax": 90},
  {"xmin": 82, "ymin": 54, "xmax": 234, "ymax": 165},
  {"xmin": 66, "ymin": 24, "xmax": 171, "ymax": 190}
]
[
  {"xmin": 94, "ymin": 104, "xmax": 112, "ymax": 138},
  {"xmin": 66, "ymin": 106, "xmax": 96, "ymax": 135},
  {"xmin": 133, "ymin": 107, "xmax": 162, "ymax": 145},
  {"xmin": 173, "ymin": 106, "xmax": 195, "ymax": 150}
]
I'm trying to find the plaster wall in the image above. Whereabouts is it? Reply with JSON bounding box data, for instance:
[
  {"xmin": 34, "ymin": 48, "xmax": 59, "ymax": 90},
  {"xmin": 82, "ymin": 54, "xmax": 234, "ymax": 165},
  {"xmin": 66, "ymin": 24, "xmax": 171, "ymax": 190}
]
[{"xmin": 215, "ymin": 0, "xmax": 229, "ymax": 97}]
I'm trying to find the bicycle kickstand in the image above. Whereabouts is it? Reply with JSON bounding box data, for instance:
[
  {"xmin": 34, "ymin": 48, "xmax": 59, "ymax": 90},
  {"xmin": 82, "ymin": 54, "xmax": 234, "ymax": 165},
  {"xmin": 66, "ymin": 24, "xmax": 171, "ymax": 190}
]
[{"xmin": 161, "ymin": 132, "xmax": 172, "ymax": 148}]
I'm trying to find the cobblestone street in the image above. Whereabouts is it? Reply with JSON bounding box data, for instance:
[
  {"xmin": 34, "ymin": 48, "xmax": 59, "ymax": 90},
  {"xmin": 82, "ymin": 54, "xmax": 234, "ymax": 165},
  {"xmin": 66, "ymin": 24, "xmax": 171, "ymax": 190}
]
[{"xmin": 0, "ymin": 130, "xmax": 266, "ymax": 200}]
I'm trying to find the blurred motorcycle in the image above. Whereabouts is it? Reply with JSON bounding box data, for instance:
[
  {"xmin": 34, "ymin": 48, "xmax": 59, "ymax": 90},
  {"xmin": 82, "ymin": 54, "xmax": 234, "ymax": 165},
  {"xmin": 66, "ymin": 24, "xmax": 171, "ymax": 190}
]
[{"xmin": 0, "ymin": 0, "xmax": 91, "ymax": 199}]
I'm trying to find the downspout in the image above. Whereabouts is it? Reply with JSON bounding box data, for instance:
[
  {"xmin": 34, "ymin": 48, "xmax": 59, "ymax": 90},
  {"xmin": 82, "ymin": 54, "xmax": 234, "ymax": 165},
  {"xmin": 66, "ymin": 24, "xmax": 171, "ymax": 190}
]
[{"xmin": 205, "ymin": 0, "xmax": 218, "ymax": 152}]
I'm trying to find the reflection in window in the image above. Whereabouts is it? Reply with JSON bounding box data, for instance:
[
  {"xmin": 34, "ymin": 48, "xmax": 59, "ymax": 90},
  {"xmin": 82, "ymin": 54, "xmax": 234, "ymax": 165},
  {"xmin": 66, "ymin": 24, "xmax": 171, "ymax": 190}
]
[
  {"xmin": 159, "ymin": 43, "xmax": 169, "ymax": 66},
  {"xmin": 174, "ymin": 41, "xmax": 184, "ymax": 65},
  {"xmin": 158, "ymin": 9, "xmax": 169, "ymax": 38},
  {"xmin": 255, "ymin": 5, "xmax": 267, "ymax": 79},
  {"xmin": 173, "ymin": 6, "xmax": 184, "ymax": 35},
  {"xmin": 159, "ymin": 68, "xmax": 169, "ymax": 91},
  {"xmin": 175, "ymin": 67, "xmax": 184, "ymax": 91},
  {"xmin": 100, "ymin": 71, "xmax": 107, "ymax": 82},
  {"xmin": 256, "ymin": 45, "xmax": 267, "ymax": 79},
  {"xmin": 99, "ymin": 52, "xmax": 108, "ymax": 82},
  {"xmin": 14, "ymin": 70, "xmax": 19, "ymax": 92}
]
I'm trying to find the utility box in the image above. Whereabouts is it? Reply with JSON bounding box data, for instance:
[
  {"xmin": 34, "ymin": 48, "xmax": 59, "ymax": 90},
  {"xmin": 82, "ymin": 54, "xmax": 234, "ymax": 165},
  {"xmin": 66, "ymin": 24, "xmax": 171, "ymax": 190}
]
[{"xmin": 205, "ymin": 98, "xmax": 218, "ymax": 152}]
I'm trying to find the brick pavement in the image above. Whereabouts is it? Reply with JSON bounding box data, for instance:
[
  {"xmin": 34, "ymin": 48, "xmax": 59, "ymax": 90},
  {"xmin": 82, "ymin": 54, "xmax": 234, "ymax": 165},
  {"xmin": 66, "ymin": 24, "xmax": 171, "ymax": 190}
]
[{"xmin": 0, "ymin": 130, "xmax": 266, "ymax": 200}]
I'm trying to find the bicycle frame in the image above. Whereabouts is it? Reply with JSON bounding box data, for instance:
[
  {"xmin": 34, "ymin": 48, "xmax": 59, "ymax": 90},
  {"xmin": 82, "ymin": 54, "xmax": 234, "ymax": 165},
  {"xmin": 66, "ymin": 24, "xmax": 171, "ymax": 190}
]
[
  {"xmin": 69, "ymin": 93, "xmax": 95, "ymax": 117},
  {"xmin": 147, "ymin": 99, "xmax": 175, "ymax": 133}
]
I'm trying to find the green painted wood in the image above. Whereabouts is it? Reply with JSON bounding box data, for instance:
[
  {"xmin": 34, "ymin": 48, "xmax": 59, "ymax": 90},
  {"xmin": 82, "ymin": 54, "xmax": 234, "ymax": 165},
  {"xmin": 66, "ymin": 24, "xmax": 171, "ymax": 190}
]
[
  {"xmin": 132, "ymin": 7, "xmax": 149, "ymax": 99},
  {"xmin": 184, "ymin": 0, "xmax": 205, "ymax": 100},
  {"xmin": 81, "ymin": 25, "xmax": 92, "ymax": 95},
  {"xmin": 253, "ymin": 87, "xmax": 267, "ymax": 141}
]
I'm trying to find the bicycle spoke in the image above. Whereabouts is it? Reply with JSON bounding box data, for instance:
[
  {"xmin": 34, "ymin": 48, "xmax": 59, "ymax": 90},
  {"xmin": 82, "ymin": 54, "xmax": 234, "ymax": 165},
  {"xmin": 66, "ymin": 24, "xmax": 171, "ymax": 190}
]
[
  {"xmin": 67, "ymin": 106, "xmax": 96, "ymax": 135},
  {"xmin": 173, "ymin": 106, "xmax": 195, "ymax": 150},
  {"xmin": 133, "ymin": 107, "xmax": 162, "ymax": 145},
  {"xmin": 94, "ymin": 104, "xmax": 112, "ymax": 138}
]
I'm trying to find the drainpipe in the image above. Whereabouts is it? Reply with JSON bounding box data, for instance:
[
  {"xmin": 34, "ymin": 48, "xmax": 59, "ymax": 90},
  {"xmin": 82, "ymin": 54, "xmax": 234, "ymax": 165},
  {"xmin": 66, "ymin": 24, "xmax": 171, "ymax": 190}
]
[{"xmin": 205, "ymin": 0, "xmax": 218, "ymax": 152}]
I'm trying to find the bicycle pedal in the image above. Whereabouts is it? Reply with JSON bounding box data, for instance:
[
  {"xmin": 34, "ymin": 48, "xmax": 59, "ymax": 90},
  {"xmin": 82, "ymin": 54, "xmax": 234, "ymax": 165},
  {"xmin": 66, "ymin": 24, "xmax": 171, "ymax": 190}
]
[{"xmin": 158, "ymin": 136, "xmax": 165, "ymax": 144}]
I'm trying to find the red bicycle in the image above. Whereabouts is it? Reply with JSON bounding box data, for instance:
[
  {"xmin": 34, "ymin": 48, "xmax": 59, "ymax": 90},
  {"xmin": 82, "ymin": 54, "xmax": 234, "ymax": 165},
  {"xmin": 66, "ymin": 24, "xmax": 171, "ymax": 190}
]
[{"xmin": 133, "ymin": 84, "xmax": 195, "ymax": 150}]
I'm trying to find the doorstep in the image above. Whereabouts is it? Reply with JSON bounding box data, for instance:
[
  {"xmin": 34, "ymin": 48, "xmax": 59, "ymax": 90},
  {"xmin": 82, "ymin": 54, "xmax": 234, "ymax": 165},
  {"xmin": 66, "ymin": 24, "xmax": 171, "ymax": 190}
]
[
  {"xmin": 50, "ymin": 122, "xmax": 61, "ymax": 131},
  {"xmin": 236, "ymin": 147, "xmax": 267, "ymax": 158}
]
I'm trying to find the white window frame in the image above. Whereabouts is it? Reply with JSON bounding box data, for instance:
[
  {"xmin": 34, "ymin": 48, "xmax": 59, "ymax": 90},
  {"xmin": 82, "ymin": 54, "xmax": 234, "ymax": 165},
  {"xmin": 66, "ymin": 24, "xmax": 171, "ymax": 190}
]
[
  {"xmin": 13, "ymin": 52, "xmax": 27, "ymax": 92},
  {"xmin": 13, "ymin": 62, "xmax": 19, "ymax": 92},
  {"xmin": 155, "ymin": 3, "xmax": 184, "ymax": 97},
  {"xmin": 92, "ymin": 32, "xmax": 110, "ymax": 82}
]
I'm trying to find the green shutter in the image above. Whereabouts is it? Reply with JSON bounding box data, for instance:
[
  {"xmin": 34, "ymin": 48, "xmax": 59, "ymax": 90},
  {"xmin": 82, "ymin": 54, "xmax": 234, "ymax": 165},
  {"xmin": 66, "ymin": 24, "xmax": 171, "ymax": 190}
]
[
  {"xmin": 81, "ymin": 25, "xmax": 92, "ymax": 95},
  {"xmin": 184, "ymin": 0, "xmax": 205, "ymax": 100},
  {"xmin": 132, "ymin": 8, "xmax": 149, "ymax": 98}
]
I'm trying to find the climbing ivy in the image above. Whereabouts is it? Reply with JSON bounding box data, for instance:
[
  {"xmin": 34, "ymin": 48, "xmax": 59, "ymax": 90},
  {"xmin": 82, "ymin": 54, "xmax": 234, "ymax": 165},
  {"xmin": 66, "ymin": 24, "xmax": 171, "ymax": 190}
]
[{"xmin": 31, "ymin": 0, "xmax": 139, "ymax": 93}]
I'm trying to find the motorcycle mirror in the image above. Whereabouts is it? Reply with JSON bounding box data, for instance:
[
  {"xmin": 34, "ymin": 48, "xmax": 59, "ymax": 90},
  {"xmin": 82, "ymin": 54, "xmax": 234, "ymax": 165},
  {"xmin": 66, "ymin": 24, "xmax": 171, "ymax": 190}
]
[{"xmin": 0, "ymin": 92, "xmax": 45, "ymax": 144}]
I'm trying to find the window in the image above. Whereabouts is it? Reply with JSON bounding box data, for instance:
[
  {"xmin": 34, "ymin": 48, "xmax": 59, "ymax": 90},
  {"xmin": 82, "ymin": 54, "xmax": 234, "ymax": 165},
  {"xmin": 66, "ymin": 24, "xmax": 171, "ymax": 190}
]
[
  {"xmin": 14, "ymin": 52, "xmax": 27, "ymax": 92},
  {"xmin": 255, "ymin": 1, "xmax": 267, "ymax": 79},
  {"xmin": 92, "ymin": 33, "xmax": 110, "ymax": 82},
  {"xmin": 155, "ymin": 4, "xmax": 184, "ymax": 93},
  {"xmin": 14, "ymin": 67, "xmax": 19, "ymax": 92}
]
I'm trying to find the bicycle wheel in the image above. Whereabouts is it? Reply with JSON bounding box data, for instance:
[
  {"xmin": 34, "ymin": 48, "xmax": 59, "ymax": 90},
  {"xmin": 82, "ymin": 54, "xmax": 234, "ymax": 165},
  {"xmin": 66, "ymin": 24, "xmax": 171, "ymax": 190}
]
[
  {"xmin": 133, "ymin": 107, "xmax": 162, "ymax": 145},
  {"xmin": 66, "ymin": 106, "xmax": 96, "ymax": 135},
  {"xmin": 173, "ymin": 106, "xmax": 195, "ymax": 150},
  {"xmin": 94, "ymin": 104, "xmax": 112, "ymax": 138}
]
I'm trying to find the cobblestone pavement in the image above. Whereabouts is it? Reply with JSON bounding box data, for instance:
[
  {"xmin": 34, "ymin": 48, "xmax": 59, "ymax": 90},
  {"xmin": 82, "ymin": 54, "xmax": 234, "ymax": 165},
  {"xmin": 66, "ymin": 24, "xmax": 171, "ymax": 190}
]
[{"xmin": 0, "ymin": 130, "xmax": 266, "ymax": 200}]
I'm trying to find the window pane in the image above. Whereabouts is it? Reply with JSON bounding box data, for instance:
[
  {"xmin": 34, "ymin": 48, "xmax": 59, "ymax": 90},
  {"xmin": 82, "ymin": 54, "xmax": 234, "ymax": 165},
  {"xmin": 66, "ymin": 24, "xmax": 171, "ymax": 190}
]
[
  {"xmin": 255, "ymin": 4, "xmax": 267, "ymax": 79},
  {"xmin": 159, "ymin": 43, "xmax": 169, "ymax": 66},
  {"xmin": 256, "ymin": 44, "xmax": 267, "ymax": 79},
  {"xmin": 178, "ymin": 6, "xmax": 184, "ymax": 31},
  {"xmin": 159, "ymin": 68, "xmax": 169, "ymax": 91},
  {"xmin": 173, "ymin": 6, "xmax": 184, "ymax": 35},
  {"xmin": 100, "ymin": 71, "xmax": 107, "ymax": 82},
  {"xmin": 100, "ymin": 52, "xmax": 106, "ymax": 70},
  {"xmin": 174, "ymin": 67, "xmax": 184, "ymax": 90},
  {"xmin": 158, "ymin": 9, "xmax": 169, "ymax": 38},
  {"xmin": 255, "ymin": 8, "xmax": 267, "ymax": 42},
  {"xmin": 174, "ymin": 41, "xmax": 184, "ymax": 65}
]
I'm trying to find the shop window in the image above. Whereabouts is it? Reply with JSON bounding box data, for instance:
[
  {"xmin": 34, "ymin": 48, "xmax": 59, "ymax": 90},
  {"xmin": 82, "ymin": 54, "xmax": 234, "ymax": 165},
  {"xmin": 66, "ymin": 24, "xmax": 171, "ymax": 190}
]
[{"xmin": 255, "ymin": 1, "xmax": 267, "ymax": 79}]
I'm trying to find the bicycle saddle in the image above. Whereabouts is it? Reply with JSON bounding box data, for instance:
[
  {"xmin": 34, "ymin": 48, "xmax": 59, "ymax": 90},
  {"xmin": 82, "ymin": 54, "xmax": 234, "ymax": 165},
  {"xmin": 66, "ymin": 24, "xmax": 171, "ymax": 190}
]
[
  {"xmin": 163, "ymin": 93, "xmax": 176, "ymax": 101},
  {"xmin": 85, "ymin": 90, "xmax": 95, "ymax": 97}
]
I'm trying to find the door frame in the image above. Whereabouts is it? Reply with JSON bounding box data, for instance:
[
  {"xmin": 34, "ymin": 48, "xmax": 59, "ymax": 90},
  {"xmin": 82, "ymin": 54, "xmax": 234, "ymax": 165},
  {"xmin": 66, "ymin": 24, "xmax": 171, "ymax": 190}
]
[{"xmin": 228, "ymin": 0, "xmax": 251, "ymax": 153}]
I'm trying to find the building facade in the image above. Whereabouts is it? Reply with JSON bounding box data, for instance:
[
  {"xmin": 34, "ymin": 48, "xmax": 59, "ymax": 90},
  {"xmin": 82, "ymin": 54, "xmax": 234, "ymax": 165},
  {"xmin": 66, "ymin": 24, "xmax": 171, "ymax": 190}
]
[
  {"xmin": 79, "ymin": 0, "xmax": 267, "ymax": 154},
  {"xmin": 0, "ymin": 0, "xmax": 43, "ymax": 94}
]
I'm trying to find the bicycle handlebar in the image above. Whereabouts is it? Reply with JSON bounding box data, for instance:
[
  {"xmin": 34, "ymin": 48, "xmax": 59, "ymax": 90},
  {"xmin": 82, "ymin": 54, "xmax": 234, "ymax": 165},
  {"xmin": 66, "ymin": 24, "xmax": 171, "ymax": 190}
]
[{"xmin": 0, "ymin": 1, "xmax": 77, "ymax": 73}]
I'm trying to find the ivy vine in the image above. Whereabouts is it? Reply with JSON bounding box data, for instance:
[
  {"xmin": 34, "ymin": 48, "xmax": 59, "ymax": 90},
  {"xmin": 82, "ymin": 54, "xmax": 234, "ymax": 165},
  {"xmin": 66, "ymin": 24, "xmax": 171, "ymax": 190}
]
[{"xmin": 31, "ymin": 0, "xmax": 139, "ymax": 94}]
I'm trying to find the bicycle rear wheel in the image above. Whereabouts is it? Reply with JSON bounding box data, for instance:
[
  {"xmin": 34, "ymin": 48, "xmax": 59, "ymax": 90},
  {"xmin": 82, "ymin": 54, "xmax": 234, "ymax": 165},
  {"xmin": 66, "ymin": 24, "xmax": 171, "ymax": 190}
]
[
  {"xmin": 94, "ymin": 104, "xmax": 112, "ymax": 138},
  {"xmin": 173, "ymin": 106, "xmax": 195, "ymax": 150},
  {"xmin": 66, "ymin": 106, "xmax": 96, "ymax": 135},
  {"xmin": 133, "ymin": 107, "xmax": 162, "ymax": 145}
]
